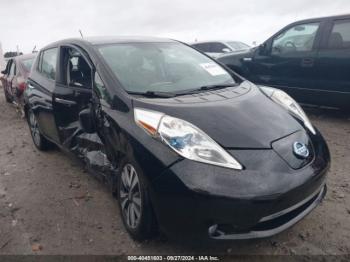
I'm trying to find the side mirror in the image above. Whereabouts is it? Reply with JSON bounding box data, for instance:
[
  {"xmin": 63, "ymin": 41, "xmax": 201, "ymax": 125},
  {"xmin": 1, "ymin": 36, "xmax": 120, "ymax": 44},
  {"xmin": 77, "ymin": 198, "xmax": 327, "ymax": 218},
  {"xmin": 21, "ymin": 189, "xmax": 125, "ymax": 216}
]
[
  {"xmin": 258, "ymin": 43, "xmax": 269, "ymax": 55},
  {"xmin": 79, "ymin": 108, "xmax": 95, "ymax": 134},
  {"xmin": 222, "ymin": 48, "xmax": 231, "ymax": 53}
]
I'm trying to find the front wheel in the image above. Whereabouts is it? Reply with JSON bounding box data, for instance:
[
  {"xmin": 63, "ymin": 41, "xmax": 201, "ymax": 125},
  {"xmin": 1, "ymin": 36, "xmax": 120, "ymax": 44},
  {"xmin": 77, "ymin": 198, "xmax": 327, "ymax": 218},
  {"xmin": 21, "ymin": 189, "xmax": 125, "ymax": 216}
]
[
  {"xmin": 27, "ymin": 110, "xmax": 54, "ymax": 150},
  {"xmin": 117, "ymin": 158, "xmax": 157, "ymax": 241}
]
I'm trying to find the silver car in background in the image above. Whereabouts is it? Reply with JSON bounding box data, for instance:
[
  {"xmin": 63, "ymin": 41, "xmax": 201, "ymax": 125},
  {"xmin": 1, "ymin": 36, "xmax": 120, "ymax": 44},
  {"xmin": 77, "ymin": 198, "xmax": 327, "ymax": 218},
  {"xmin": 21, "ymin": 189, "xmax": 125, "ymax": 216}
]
[{"xmin": 191, "ymin": 40, "xmax": 251, "ymax": 58}]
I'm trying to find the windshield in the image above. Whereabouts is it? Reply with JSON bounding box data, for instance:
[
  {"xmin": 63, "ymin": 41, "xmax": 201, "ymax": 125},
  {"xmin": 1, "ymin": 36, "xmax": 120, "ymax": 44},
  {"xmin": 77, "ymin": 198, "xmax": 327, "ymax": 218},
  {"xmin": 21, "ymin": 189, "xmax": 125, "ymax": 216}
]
[
  {"xmin": 227, "ymin": 41, "xmax": 250, "ymax": 51},
  {"xmin": 97, "ymin": 42, "xmax": 236, "ymax": 94},
  {"xmin": 21, "ymin": 58, "xmax": 35, "ymax": 71}
]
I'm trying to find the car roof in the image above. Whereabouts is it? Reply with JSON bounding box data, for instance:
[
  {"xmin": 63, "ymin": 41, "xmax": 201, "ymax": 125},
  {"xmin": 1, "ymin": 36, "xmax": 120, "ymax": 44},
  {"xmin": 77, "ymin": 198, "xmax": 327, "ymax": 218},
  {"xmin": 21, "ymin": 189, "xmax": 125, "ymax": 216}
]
[
  {"xmin": 289, "ymin": 13, "xmax": 350, "ymax": 24},
  {"xmin": 41, "ymin": 36, "xmax": 177, "ymax": 50}
]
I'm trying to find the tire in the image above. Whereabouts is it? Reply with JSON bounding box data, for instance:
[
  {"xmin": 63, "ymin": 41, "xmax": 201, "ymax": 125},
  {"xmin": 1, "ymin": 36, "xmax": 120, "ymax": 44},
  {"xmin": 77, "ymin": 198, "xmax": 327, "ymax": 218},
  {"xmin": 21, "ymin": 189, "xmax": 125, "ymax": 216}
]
[
  {"xmin": 27, "ymin": 109, "xmax": 54, "ymax": 151},
  {"xmin": 117, "ymin": 157, "xmax": 157, "ymax": 241},
  {"xmin": 3, "ymin": 87, "xmax": 12, "ymax": 103}
]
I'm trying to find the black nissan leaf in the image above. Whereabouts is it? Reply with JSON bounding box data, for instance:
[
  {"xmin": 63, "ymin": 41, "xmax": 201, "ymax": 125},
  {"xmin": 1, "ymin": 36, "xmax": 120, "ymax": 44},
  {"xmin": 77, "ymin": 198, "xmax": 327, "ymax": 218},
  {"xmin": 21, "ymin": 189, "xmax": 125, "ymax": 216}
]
[{"xmin": 24, "ymin": 37, "xmax": 330, "ymax": 241}]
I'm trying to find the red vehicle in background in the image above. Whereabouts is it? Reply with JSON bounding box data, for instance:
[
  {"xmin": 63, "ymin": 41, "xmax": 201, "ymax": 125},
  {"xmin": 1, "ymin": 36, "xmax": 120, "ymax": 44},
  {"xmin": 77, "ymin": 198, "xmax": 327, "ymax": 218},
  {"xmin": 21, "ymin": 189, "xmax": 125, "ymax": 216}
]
[{"xmin": 1, "ymin": 53, "xmax": 36, "ymax": 115}]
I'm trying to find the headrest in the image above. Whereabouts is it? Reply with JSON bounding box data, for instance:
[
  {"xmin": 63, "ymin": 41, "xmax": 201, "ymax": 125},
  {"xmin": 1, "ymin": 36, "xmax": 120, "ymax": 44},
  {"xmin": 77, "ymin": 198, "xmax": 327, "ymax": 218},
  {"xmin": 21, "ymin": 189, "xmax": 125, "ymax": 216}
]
[{"xmin": 329, "ymin": 32, "xmax": 343, "ymax": 49}]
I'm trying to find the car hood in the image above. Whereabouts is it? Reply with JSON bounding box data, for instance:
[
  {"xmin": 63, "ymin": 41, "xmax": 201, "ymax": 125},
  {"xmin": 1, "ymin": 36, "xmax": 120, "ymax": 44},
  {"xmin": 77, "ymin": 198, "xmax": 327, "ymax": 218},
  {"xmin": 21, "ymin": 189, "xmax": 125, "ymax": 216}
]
[{"xmin": 132, "ymin": 81, "xmax": 303, "ymax": 149}]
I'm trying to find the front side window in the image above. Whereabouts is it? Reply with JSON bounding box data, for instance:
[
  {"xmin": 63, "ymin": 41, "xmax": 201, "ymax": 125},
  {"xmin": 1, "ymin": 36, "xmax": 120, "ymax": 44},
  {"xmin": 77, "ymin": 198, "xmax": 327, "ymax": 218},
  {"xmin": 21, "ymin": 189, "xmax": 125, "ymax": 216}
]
[
  {"xmin": 40, "ymin": 48, "xmax": 58, "ymax": 80},
  {"xmin": 272, "ymin": 23, "xmax": 320, "ymax": 55},
  {"xmin": 328, "ymin": 19, "xmax": 350, "ymax": 49},
  {"xmin": 97, "ymin": 42, "xmax": 235, "ymax": 94}
]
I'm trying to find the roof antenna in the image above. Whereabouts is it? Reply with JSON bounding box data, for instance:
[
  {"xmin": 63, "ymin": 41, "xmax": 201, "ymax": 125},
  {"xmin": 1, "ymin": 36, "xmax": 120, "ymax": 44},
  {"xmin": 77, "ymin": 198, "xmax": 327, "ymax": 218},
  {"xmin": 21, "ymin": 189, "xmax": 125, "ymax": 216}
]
[{"xmin": 79, "ymin": 30, "xmax": 84, "ymax": 39}]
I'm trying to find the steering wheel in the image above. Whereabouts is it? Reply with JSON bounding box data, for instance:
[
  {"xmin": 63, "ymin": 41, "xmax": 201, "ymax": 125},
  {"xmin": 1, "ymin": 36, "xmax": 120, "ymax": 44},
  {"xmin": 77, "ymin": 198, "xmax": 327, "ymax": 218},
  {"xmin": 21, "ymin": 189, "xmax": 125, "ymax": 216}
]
[{"xmin": 284, "ymin": 41, "xmax": 296, "ymax": 50}]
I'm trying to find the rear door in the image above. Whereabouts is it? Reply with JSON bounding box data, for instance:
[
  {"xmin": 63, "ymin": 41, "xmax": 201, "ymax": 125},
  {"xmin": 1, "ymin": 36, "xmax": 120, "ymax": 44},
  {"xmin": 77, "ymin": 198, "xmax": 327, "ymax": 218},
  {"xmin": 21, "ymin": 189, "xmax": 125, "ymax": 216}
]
[
  {"xmin": 314, "ymin": 17, "xmax": 350, "ymax": 108},
  {"xmin": 52, "ymin": 45, "xmax": 93, "ymax": 146},
  {"xmin": 250, "ymin": 21, "xmax": 324, "ymax": 103},
  {"xmin": 27, "ymin": 47, "xmax": 60, "ymax": 142}
]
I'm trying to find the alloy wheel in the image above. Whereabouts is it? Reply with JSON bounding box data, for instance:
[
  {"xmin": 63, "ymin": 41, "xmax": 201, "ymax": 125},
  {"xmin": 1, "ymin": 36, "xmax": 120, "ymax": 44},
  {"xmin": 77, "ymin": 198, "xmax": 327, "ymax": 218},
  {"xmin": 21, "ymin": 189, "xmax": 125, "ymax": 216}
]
[
  {"xmin": 120, "ymin": 164, "xmax": 142, "ymax": 229},
  {"xmin": 29, "ymin": 111, "xmax": 41, "ymax": 146}
]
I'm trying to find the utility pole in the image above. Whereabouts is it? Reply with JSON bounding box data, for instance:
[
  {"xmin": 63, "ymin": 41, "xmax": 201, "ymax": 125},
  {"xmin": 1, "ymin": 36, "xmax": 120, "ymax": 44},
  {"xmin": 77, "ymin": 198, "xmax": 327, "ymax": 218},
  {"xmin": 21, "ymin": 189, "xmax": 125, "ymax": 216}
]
[{"xmin": 79, "ymin": 30, "xmax": 84, "ymax": 39}]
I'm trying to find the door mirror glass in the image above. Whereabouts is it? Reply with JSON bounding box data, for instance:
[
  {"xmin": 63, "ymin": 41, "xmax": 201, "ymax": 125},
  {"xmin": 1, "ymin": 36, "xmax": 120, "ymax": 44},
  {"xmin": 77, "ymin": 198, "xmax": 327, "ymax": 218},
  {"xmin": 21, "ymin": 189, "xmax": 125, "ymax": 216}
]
[
  {"xmin": 79, "ymin": 108, "xmax": 95, "ymax": 134},
  {"xmin": 258, "ymin": 43, "xmax": 268, "ymax": 55},
  {"xmin": 222, "ymin": 48, "xmax": 231, "ymax": 53}
]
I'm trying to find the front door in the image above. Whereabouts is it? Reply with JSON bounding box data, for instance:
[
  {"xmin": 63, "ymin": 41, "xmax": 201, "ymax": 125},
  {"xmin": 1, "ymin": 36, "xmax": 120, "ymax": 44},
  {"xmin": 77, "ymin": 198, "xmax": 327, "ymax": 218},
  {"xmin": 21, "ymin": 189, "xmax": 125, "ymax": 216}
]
[
  {"xmin": 250, "ymin": 22, "xmax": 322, "ymax": 103},
  {"xmin": 52, "ymin": 45, "xmax": 93, "ymax": 147},
  {"xmin": 28, "ymin": 47, "xmax": 60, "ymax": 142}
]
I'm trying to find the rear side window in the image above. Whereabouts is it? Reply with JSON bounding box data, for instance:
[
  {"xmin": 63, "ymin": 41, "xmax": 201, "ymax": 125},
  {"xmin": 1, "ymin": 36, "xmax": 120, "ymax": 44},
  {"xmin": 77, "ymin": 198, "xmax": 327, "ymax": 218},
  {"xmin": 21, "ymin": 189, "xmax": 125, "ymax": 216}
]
[
  {"xmin": 328, "ymin": 19, "xmax": 350, "ymax": 49},
  {"xmin": 211, "ymin": 42, "xmax": 229, "ymax": 53},
  {"xmin": 39, "ymin": 48, "xmax": 58, "ymax": 80}
]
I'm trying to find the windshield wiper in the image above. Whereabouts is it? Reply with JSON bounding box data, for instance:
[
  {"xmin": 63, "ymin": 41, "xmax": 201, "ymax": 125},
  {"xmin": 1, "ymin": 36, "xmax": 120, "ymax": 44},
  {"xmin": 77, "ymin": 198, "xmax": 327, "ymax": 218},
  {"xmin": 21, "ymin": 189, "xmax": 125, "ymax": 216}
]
[
  {"xmin": 127, "ymin": 83, "xmax": 238, "ymax": 98},
  {"xmin": 127, "ymin": 91, "xmax": 177, "ymax": 98},
  {"xmin": 176, "ymin": 83, "xmax": 238, "ymax": 95},
  {"xmin": 199, "ymin": 83, "xmax": 237, "ymax": 91}
]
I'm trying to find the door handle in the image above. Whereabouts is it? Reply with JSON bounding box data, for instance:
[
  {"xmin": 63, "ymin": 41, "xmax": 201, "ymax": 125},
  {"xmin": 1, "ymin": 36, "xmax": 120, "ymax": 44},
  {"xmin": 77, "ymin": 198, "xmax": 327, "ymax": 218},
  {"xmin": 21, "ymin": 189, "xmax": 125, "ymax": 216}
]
[
  {"xmin": 54, "ymin": 97, "xmax": 77, "ymax": 106},
  {"xmin": 301, "ymin": 58, "xmax": 314, "ymax": 67}
]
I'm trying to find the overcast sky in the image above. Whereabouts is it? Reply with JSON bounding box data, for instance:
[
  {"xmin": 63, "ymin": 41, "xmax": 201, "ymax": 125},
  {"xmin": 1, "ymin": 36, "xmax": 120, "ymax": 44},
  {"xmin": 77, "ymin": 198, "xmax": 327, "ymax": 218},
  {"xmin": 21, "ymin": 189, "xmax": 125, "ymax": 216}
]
[{"xmin": 0, "ymin": 0, "xmax": 349, "ymax": 53}]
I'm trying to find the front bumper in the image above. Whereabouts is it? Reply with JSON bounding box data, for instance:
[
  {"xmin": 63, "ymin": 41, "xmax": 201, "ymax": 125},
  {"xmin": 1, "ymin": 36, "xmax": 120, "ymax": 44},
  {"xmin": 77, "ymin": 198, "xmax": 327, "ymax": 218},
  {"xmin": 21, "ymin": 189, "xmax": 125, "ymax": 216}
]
[
  {"xmin": 208, "ymin": 184, "xmax": 326, "ymax": 239},
  {"xmin": 149, "ymin": 131, "xmax": 330, "ymax": 240}
]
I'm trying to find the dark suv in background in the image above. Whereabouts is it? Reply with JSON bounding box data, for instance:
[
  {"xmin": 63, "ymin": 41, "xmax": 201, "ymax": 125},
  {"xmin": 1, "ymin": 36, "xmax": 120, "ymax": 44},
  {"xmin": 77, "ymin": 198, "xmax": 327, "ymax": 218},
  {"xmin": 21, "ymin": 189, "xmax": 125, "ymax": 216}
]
[{"xmin": 218, "ymin": 14, "xmax": 350, "ymax": 110}]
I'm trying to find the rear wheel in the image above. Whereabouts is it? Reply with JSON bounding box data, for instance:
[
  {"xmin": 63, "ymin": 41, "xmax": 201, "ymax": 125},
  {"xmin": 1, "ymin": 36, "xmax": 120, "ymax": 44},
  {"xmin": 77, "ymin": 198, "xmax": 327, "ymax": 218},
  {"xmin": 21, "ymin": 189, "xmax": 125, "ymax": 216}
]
[
  {"xmin": 28, "ymin": 110, "xmax": 53, "ymax": 150},
  {"xmin": 117, "ymin": 158, "xmax": 156, "ymax": 241}
]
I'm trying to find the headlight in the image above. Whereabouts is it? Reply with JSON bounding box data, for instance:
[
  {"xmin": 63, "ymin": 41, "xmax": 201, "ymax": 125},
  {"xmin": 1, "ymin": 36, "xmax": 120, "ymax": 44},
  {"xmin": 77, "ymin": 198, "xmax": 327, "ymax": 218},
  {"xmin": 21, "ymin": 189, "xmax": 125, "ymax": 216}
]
[
  {"xmin": 134, "ymin": 108, "xmax": 242, "ymax": 170},
  {"xmin": 259, "ymin": 86, "xmax": 316, "ymax": 135}
]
